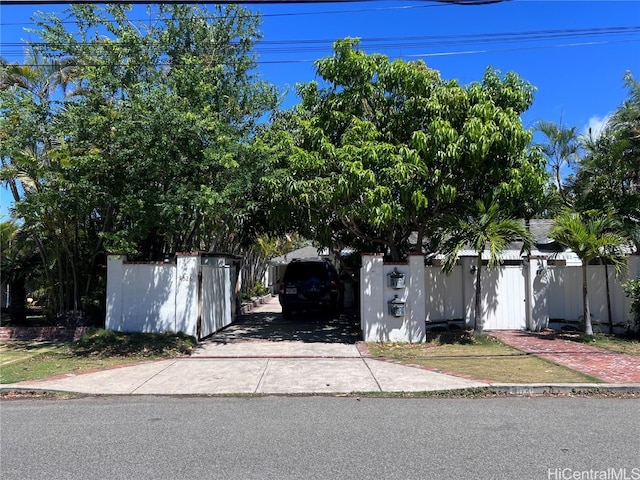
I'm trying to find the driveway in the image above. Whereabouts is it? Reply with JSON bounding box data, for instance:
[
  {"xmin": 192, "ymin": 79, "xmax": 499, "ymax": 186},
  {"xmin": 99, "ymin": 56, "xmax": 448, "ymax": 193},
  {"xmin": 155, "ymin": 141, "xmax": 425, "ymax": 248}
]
[{"xmin": 202, "ymin": 296, "xmax": 361, "ymax": 344}]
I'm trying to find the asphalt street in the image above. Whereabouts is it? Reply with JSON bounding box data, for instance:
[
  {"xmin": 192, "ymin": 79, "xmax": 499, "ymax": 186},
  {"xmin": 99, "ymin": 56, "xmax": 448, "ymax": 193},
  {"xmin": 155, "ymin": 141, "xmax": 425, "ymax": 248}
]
[{"xmin": 2, "ymin": 396, "xmax": 639, "ymax": 480}]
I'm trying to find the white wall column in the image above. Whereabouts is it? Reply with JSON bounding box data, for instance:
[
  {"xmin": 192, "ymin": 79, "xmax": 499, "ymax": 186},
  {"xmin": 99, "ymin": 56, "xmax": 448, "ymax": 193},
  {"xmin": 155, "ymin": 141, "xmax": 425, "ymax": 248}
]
[
  {"xmin": 407, "ymin": 254, "xmax": 426, "ymax": 342},
  {"xmin": 106, "ymin": 255, "xmax": 125, "ymax": 331},
  {"xmin": 175, "ymin": 253, "xmax": 199, "ymax": 337},
  {"xmin": 360, "ymin": 254, "xmax": 385, "ymax": 342}
]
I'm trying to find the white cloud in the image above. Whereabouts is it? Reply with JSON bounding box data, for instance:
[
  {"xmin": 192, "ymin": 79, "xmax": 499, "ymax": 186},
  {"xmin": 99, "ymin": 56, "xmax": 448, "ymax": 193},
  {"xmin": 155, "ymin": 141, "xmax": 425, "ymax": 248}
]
[{"xmin": 582, "ymin": 114, "xmax": 612, "ymax": 140}]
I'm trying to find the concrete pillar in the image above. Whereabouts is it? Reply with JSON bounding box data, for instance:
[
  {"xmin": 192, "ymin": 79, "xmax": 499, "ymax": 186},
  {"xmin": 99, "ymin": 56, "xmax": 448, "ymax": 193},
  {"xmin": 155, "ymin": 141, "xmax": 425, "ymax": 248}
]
[
  {"xmin": 175, "ymin": 254, "xmax": 199, "ymax": 337},
  {"xmin": 105, "ymin": 255, "xmax": 125, "ymax": 331},
  {"xmin": 360, "ymin": 254, "xmax": 384, "ymax": 342},
  {"xmin": 407, "ymin": 254, "xmax": 426, "ymax": 342}
]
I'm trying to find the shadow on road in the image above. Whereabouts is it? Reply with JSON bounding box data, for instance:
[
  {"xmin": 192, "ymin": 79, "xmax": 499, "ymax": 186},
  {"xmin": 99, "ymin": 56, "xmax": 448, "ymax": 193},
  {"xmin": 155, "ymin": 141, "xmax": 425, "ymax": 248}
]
[{"xmin": 205, "ymin": 310, "xmax": 362, "ymax": 344}]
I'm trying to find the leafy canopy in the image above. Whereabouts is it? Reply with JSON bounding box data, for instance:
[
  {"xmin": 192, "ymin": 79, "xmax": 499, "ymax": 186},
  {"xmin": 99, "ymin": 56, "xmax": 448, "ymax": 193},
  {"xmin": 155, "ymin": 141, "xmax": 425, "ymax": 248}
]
[{"xmin": 262, "ymin": 38, "xmax": 546, "ymax": 260}]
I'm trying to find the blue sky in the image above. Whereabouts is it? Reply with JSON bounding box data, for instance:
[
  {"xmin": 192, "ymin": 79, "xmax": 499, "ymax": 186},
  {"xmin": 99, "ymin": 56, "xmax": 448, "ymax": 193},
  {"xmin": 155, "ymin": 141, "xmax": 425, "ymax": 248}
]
[{"xmin": 1, "ymin": 0, "xmax": 639, "ymax": 218}]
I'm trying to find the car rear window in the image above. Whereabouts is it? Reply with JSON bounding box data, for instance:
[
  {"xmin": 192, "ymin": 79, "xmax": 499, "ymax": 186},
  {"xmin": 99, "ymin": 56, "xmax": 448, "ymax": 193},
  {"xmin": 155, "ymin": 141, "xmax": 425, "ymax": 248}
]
[{"xmin": 284, "ymin": 262, "xmax": 329, "ymax": 281}]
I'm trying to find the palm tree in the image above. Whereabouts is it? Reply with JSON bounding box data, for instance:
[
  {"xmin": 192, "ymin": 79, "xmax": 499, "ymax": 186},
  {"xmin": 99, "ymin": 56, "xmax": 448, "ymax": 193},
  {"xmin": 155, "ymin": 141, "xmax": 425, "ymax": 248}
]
[
  {"xmin": 535, "ymin": 119, "xmax": 579, "ymax": 207},
  {"xmin": 440, "ymin": 200, "xmax": 534, "ymax": 334},
  {"xmin": 549, "ymin": 210, "xmax": 629, "ymax": 335}
]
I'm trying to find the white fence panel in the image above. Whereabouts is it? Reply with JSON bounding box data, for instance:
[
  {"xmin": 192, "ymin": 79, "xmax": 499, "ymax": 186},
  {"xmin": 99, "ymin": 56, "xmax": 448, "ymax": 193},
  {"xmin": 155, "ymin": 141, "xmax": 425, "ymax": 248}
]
[
  {"xmin": 120, "ymin": 264, "xmax": 176, "ymax": 333},
  {"xmin": 107, "ymin": 254, "xmax": 238, "ymax": 339},
  {"xmin": 425, "ymin": 266, "xmax": 464, "ymax": 322}
]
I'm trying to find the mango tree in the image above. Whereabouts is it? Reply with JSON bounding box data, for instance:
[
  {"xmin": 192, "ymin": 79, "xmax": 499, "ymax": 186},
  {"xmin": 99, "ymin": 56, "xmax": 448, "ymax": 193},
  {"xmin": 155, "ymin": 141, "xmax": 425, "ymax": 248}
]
[{"xmin": 262, "ymin": 38, "xmax": 546, "ymax": 260}]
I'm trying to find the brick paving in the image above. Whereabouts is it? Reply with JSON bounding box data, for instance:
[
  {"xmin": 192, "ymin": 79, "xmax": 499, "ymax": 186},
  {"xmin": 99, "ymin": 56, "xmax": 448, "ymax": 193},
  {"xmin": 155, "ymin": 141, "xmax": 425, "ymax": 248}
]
[{"xmin": 490, "ymin": 330, "xmax": 640, "ymax": 384}]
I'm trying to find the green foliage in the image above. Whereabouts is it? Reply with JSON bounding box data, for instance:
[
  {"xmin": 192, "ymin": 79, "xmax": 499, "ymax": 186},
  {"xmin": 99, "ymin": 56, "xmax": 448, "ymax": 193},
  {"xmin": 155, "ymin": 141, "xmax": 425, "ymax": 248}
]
[
  {"xmin": 550, "ymin": 210, "xmax": 629, "ymax": 272},
  {"xmin": 535, "ymin": 119, "xmax": 579, "ymax": 207},
  {"xmin": 550, "ymin": 209, "xmax": 630, "ymax": 335},
  {"xmin": 72, "ymin": 329, "xmax": 196, "ymax": 357},
  {"xmin": 1, "ymin": 5, "xmax": 278, "ymax": 316},
  {"xmin": 571, "ymin": 74, "xmax": 640, "ymax": 251},
  {"xmin": 262, "ymin": 39, "xmax": 546, "ymax": 260},
  {"xmin": 249, "ymin": 282, "xmax": 269, "ymax": 298},
  {"xmin": 623, "ymin": 277, "xmax": 640, "ymax": 334}
]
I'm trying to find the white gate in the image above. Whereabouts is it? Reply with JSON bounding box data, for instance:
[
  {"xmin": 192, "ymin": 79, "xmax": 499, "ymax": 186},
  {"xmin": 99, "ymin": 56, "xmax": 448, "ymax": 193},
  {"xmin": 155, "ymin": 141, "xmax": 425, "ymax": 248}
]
[
  {"xmin": 199, "ymin": 264, "xmax": 236, "ymax": 339},
  {"xmin": 482, "ymin": 265, "xmax": 527, "ymax": 330}
]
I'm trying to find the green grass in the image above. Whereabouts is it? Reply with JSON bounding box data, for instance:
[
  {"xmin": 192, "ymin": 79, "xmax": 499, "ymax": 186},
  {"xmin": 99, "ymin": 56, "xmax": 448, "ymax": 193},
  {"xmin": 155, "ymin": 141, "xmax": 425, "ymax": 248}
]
[
  {"xmin": 556, "ymin": 332, "xmax": 640, "ymax": 356},
  {"xmin": 367, "ymin": 333, "xmax": 602, "ymax": 384},
  {"xmin": 0, "ymin": 329, "xmax": 196, "ymax": 384}
]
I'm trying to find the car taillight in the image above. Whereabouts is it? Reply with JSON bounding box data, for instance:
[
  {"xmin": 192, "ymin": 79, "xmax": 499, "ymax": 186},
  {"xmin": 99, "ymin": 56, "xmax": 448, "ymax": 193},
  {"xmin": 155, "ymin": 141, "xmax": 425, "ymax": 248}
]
[
  {"xmin": 330, "ymin": 281, "xmax": 338, "ymax": 293},
  {"xmin": 279, "ymin": 282, "xmax": 285, "ymax": 295}
]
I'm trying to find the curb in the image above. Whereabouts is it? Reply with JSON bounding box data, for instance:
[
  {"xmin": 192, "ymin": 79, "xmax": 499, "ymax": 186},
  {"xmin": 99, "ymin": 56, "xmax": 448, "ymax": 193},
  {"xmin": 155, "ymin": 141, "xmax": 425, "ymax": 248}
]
[{"xmin": 3, "ymin": 383, "xmax": 639, "ymax": 399}]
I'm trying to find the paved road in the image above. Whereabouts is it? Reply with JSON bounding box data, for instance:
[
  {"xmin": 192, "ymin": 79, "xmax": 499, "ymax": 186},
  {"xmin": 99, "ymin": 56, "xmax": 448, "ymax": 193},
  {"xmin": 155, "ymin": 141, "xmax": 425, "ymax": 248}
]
[{"xmin": 2, "ymin": 396, "xmax": 639, "ymax": 480}]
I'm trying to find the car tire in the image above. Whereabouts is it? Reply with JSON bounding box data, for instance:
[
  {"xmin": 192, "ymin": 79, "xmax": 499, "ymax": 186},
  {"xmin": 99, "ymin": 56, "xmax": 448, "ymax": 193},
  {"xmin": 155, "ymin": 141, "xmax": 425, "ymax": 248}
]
[{"xmin": 282, "ymin": 306, "xmax": 292, "ymax": 319}]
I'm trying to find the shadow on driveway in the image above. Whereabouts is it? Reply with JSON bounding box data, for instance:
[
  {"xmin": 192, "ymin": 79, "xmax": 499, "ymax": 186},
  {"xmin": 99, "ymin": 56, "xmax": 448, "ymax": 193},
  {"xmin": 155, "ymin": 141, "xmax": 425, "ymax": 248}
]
[{"xmin": 205, "ymin": 310, "xmax": 362, "ymax": 344}]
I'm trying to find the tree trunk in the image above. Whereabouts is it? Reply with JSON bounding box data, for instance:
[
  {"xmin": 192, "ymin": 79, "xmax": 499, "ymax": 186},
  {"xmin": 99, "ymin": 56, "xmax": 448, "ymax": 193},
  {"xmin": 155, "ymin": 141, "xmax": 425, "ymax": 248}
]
[
  {"xmin": 474, "ymin": 255, "xmax": 483, "ymax": 334},
  {"xmin": 582, "ymin": 263, "xmax": 593, "ymax": 335}
]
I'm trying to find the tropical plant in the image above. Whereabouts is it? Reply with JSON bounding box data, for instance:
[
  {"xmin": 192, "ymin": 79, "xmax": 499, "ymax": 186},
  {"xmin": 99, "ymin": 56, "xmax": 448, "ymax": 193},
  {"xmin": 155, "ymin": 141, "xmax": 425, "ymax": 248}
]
[
  {"xmin": 623, "ymin": 277, "xmax": 640, "ymax": 335},
  {"xmin": 572, "ymin": 73, "xmax": 640, "ymax": 251},
  {"xmin": 535, "ymin": 119, "xmax": 580, "ymax": 207},
  {"xmin": 440, "ymin": 199, "xmax": 534, "ymax": 334},
  {"xmin": 549, "ymin": 210, "xmax": 630, "ymax": 335},
  {"xmin": 262, "ymin": 38, "xmax": 546, "ymax": 261},
  {"xmin": 1, "ymin": 4, "xmax": 279, "ymax": 322}
]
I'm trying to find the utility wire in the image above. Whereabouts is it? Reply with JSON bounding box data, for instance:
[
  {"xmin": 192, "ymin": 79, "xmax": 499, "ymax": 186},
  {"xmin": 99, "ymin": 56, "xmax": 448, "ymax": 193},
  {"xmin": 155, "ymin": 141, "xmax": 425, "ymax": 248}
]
[{"xmin": 2, "ymin": 26, "xmax": 638, "ymax": 57}]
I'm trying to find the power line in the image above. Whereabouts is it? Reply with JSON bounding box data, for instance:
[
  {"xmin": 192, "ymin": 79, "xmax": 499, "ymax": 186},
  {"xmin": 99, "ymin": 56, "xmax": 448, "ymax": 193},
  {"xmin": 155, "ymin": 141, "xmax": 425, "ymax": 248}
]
[
  {"xmin": 1, "ymin": 25, "xmax": 637, "ymax": 60},
  {"xmin": 2, "ymin": 37, "xmax": 637, "ymax": 67}
]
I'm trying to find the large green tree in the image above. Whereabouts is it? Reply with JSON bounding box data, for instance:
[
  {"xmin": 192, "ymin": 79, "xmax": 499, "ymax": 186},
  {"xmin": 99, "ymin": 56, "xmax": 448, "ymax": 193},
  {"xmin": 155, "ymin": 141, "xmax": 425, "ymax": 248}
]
[
  {"xmin": 262, "ymin": 39, "xmax": 546, "ymax": 260},
  {"xmin": 1, "ymin": 4, "xmax": 278, "ymax": 319}
]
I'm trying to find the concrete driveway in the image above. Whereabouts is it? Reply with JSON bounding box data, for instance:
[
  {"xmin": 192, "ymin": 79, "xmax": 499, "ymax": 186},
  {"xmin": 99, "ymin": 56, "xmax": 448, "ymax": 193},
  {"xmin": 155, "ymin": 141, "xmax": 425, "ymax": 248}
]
[{"xmin": 2, "ymin": 298, "xmax": 489, "ymax": 395}]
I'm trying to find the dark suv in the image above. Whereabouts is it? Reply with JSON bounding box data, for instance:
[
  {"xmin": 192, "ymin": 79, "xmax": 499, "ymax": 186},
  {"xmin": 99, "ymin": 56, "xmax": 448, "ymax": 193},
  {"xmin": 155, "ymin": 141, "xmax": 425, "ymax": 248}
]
[{"xmin": 278, "ymin": 259, "xmax": 342, "ymax": 318}]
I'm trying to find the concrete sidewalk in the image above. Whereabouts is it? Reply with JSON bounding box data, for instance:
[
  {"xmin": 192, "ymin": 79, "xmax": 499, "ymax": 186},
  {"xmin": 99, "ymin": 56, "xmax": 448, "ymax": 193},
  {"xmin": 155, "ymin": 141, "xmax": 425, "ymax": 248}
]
[
  {"xmin": 1, "ymin": 340, "xmax": 489, "ymax": 395},
  {"xmin": 3, "ymin": 298, "xmax": 639, "ymax": 396}
]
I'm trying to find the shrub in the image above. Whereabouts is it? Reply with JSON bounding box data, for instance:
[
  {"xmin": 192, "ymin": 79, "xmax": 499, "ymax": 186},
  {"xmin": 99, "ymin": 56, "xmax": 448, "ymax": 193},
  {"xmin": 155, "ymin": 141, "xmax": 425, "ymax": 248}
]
[
  {"xmin": 623, "ymin": 277, "xmax": 640, "ymax": 335},
  {"xmin": 72, "ymin": 329, "xmax": 196, "ymax": 357}
]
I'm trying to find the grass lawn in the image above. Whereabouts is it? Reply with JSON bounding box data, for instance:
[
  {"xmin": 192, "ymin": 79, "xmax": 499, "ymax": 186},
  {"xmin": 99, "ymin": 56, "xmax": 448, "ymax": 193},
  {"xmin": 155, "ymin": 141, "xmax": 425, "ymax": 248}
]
[
  {"xmin": 555, "ymin": 332, "xmax": 640, "ymax": 356},
  {"xmin": 367, "ymin": 333, "xmax": 603, "ymax": 384},
  {"xmin": 0, "ymin": 329, "xmax": 196, "ymax": 384}
]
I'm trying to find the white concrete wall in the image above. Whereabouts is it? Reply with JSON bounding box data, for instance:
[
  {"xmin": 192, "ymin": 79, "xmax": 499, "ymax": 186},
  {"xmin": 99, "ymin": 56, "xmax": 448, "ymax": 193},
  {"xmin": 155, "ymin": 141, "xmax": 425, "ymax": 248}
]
[
  {"xmin": 360, "ymin": 254, "xmax": 425, "ymax": 342},
  {"xmin": 360, "ymin": 254, "xmax": 639, "ymax": 342},
  {"xmin": 106, "ymin": 256, "xmax": 181, "ymax": 334},
  {"xmin": 106, "ymin": 254, "xmax": 236, "ymax": 339}
]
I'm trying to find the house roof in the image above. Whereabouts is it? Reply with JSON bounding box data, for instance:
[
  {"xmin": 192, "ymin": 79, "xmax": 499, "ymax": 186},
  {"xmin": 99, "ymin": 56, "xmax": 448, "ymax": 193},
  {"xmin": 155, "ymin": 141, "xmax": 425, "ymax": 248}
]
[{"xmin": 270, "ymin": 246, "xmax": 329, "ymax": 265}]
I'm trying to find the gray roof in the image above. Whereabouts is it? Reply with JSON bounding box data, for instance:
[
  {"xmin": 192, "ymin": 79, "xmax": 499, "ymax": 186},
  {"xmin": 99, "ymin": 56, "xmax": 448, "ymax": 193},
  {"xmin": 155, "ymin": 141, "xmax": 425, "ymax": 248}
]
[{"xmin": 270, "ymin": 246, "xmax": 329, "ymax": 265}]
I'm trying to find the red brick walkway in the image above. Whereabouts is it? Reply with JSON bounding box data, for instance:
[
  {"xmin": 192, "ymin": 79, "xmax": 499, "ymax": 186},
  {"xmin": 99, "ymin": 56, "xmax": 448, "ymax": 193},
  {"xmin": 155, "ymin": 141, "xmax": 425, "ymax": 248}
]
[{"xmin": 490, "ymin": 330, "xmax": 640, "ymax": 384}]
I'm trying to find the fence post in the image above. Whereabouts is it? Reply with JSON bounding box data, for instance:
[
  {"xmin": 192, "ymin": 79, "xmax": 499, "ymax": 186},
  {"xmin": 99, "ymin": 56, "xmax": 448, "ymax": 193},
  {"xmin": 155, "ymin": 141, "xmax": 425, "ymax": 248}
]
[
  {"xmin": 408, "ymin": 254, "xmax": 426, "ymax": 342},
  {"xmin": 360, "ymin": 254, "xmax": 385, "ymax": 342},
  {"xmin": 175, "ymin": 254, "xmax": 199, "ymax": 337},
  {"xmin": 106, "ymin": 255, "xmax": 125, "ymax": 331}
]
